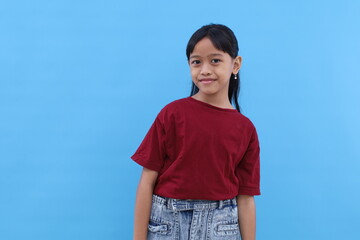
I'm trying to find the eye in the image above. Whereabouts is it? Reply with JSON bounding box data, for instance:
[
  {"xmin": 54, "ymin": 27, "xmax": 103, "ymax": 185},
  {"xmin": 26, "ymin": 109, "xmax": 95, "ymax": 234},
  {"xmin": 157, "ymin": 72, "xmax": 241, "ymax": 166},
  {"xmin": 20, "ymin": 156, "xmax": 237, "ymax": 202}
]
[
  {"xmin": 211, "ymin": 59, "xmax": 221, "ymax": 63},
  {"xmin": 191, "ymin": 60, "xmax": 201, "ymax": 65}
]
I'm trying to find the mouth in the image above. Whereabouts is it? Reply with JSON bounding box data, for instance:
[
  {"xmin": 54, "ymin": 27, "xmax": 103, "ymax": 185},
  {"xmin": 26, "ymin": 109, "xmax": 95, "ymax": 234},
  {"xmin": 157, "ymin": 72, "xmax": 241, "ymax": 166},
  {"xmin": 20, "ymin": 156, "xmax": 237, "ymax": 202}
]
[{"xmin": 199, "ymin": 78, "xmax": 215, "ymax": 84}]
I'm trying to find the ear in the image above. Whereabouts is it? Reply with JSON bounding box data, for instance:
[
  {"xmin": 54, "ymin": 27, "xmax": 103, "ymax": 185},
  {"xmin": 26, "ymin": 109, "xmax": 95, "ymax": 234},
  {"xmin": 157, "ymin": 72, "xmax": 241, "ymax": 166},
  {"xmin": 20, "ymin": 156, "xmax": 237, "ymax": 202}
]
[{"xmin": 232, "ymin": 56, "xmax": 242, "ymax": 74}]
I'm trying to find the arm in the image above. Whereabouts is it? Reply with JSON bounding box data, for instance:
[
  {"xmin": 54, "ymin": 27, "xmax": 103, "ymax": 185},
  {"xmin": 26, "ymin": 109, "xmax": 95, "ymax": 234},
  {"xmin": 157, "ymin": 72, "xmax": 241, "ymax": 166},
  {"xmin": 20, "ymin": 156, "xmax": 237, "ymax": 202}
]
[
  {"xmin": 133, "ymin": 168, "xmax": 159, "ymax": 240},
  {"xmin": 236, "ymin": 195, "xmax": 256, "ymax": 240}
]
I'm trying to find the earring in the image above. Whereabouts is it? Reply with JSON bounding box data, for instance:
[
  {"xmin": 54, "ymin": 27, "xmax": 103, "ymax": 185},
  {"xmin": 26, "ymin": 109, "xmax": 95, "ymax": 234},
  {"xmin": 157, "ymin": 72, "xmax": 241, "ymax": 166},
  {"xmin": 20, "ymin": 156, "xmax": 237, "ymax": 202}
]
[{"xmin": 234, "ymin": 73, "xmax": 237, "ymax": 80}]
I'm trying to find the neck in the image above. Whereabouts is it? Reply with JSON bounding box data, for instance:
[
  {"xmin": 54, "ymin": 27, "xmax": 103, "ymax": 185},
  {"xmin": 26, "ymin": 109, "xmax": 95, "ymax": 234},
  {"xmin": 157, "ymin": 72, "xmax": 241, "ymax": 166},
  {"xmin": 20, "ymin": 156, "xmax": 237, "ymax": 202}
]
[{"xmin": 192, "ymin": 92, "xmax": 234, "ymax": 109}]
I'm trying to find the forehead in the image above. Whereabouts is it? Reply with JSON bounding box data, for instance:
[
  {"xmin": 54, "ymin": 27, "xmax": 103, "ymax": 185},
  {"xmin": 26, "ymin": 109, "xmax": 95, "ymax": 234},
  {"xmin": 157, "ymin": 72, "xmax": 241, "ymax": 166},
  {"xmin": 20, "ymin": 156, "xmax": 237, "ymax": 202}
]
[{"xmin": 190, "ymin": 37, "xmax": 226, "ymax": 57}]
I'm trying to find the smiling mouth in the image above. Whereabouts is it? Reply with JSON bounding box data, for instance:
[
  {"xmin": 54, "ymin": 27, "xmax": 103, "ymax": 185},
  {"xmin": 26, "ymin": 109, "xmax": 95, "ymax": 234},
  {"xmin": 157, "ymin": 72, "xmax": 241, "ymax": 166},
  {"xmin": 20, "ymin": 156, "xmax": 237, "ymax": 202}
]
[{"xmin": 199, "ymin": 79, "xmax": 215, "ymax": 84}]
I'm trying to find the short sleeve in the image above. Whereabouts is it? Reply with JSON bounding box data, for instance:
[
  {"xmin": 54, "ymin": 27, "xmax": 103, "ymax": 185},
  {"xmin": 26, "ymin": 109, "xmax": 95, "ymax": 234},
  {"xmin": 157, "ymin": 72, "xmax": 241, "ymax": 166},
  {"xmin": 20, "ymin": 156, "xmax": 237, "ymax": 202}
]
[
  {"xmin": 130, "ymin": 115, "xmax": 167, "ymax": 172},
  {"xmin": 236, "ymin": 127, "xmax": 261, "ymax": 195}
]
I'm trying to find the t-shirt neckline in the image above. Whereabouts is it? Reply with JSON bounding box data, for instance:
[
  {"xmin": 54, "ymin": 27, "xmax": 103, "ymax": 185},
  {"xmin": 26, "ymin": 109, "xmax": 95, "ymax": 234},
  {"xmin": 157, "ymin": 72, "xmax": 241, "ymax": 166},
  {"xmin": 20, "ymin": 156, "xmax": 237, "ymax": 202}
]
[{"xmin": 187, "ymin": 96, "xmax": 238, "ymax": 112}]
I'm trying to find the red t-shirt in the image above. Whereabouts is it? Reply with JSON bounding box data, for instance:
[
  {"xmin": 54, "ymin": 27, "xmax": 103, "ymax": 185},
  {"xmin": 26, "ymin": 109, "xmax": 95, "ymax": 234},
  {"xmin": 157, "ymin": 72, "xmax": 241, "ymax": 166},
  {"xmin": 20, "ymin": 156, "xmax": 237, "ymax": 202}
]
[{"xmin": 131, "ymin": 96, "xmax": 260, "ymax": 200}]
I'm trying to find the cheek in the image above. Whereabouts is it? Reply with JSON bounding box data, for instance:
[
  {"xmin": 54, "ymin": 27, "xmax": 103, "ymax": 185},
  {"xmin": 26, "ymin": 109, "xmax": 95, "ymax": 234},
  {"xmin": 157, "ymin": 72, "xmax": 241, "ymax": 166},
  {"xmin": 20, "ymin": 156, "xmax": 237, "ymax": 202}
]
[
  {"xmin": 227, "ymin": 63, "xmax": 235, "ymax": 72},
  {"xmin": 190, "ymin": 70, "xmax": 200, "ymax": 86},
  {"xmin": 190, "ymin": 68, "xmax": 198, "ymax": 79},
  {"xmin": 224, "ymin": 66, "xmax": 234, "ymax": 78}
]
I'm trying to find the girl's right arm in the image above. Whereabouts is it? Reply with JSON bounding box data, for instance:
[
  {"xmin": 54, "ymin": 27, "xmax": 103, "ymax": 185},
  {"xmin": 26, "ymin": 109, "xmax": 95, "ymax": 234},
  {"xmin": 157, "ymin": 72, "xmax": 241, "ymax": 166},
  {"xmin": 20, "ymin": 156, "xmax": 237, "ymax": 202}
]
[{"xmin": 133, "ymin": 167, "xmax": 159, "ymax": 240}]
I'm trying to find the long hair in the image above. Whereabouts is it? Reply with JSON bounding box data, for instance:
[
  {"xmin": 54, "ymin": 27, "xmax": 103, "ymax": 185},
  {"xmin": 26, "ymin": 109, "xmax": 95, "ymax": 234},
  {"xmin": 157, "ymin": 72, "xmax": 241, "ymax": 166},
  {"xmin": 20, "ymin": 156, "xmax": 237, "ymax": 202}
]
[{"xmin": 186, "ymin": 24, "xmax": 241, "ymax": 113}]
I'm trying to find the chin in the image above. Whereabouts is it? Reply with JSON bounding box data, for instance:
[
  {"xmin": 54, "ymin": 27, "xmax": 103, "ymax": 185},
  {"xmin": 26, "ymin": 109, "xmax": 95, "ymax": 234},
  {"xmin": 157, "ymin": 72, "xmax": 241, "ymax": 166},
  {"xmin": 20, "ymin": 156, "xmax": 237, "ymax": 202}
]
[{"xmin": 198, "ymin": 90, "xmax": 218, "ymax": 96}]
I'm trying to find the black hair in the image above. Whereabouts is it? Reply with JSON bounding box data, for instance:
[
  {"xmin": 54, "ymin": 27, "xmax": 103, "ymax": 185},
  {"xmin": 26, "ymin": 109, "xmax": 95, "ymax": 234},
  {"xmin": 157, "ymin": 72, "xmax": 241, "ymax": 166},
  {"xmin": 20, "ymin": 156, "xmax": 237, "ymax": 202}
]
[{"xmin": 186, "ymin": 24, "xmax": 241, "ymax": 113}]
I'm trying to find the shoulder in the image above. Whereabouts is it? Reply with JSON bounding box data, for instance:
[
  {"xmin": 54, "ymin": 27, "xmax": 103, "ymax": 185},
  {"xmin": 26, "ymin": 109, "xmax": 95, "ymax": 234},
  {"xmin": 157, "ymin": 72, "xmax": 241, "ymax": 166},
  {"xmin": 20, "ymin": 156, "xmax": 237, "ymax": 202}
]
[
  {"xmin": 163, "ymin": 97, "xmax": 189, "ymax": 109},
  {"xmin": 233, "ymin": 112, "xmax": 258, "ymax": 139},
  {"xmin": 155, "ymin": 97, "xmax": 189, "ymax": 122},
  {"xmin": 239, "ymin": 113, "xmax": 256, "ymax": 129},
  {"xmin": 157, "ymin": 97, "xmax": 188, "ymax": 114}
]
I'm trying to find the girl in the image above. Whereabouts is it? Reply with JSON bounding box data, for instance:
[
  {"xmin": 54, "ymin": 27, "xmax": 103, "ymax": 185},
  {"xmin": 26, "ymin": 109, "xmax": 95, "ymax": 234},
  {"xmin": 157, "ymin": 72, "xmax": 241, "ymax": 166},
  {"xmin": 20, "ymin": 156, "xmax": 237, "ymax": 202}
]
[{"xmin": 131, "ymin": 24, "xmax": 260, "ymax": 240}]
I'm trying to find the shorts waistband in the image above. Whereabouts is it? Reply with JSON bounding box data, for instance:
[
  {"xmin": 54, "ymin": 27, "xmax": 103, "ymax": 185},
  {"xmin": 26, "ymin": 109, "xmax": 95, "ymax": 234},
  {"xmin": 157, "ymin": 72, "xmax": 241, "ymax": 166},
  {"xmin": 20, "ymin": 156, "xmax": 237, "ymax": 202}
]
[{"xmin": 152, "ymin": 194, "xmax": 237, "ymax": 211}]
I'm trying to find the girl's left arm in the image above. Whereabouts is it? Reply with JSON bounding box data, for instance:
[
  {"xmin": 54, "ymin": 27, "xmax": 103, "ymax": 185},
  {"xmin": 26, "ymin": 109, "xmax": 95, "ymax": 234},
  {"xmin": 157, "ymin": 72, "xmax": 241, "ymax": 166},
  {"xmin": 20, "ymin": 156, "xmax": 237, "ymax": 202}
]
[{"xmin": 236, "ymin": 195, "xmax": 256, "ymax": 240}]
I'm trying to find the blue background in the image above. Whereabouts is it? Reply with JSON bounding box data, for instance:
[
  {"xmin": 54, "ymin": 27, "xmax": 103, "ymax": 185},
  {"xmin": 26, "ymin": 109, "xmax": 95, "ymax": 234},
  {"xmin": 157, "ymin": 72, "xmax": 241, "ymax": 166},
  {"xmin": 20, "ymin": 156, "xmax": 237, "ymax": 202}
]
[{"xmin": 1, "ymin": 0, "xmax": 359, "ymax": 239}]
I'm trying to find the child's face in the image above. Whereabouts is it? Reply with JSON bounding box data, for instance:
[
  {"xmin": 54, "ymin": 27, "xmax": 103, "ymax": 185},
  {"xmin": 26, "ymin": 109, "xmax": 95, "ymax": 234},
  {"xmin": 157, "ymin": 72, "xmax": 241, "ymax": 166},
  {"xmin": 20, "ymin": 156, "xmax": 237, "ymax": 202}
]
[{"xmin": 189, "ymin": 37, "xmax": 241, "ymax": 99}]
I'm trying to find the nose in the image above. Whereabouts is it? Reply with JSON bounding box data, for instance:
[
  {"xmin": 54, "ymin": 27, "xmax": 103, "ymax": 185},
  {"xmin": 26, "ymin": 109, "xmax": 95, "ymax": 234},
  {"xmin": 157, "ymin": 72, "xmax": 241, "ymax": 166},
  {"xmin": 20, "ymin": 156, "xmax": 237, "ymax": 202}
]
[{"xmin": 200, "ymin": 62, "xmax": 212, "ymax": 76}]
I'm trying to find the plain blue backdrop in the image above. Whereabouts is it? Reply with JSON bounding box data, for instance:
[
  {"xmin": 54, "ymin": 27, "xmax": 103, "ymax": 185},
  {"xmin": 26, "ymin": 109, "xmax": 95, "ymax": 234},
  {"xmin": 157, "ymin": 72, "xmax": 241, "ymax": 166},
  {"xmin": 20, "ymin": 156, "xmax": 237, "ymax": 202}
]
[{"xmin": 1, "ymin": 0, "xmax": 359, "ymax": 239}]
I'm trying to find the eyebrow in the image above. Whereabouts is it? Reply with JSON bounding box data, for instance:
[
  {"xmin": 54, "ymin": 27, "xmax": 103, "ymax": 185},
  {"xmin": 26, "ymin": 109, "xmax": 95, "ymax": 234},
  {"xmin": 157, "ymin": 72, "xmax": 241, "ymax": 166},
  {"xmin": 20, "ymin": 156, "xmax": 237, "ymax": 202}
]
[{"xmin": 189, "ymin": 53, "xmax": 224, "ymax": 59}]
